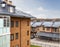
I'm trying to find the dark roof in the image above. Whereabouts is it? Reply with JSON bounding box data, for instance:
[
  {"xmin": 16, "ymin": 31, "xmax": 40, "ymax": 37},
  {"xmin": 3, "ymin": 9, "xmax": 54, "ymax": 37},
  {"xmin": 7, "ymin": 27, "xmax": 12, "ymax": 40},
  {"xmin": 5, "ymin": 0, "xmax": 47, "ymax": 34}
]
[
  {"xmin": 53, "ymin": 22, "xmax": 60, "ymax": 27},
  {"xmin": 31, "ymin": 22, "xmax": 43, "ymax": 27},
  {"xmin": 0, "ymin": 1, "xmax": 34, "ymax": 18},
  {"xmin": 0, "ymin": 9, "xmax": 34, "ymax": 18},
  {"xmin": 31, "ymin": 21, "xmax": 60, "ymax": 28},
  {"xmin": 42, "ymin": 21, "xmax": 53, "ymax": 27}
]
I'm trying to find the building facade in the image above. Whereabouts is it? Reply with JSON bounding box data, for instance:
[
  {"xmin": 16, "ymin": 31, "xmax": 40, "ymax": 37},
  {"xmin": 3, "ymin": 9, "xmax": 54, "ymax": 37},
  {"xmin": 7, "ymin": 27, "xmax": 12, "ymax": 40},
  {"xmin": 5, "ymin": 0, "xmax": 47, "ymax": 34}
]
[{"xmin": 0, "ymin": 0, "xmax": 33, "ymax": 47}]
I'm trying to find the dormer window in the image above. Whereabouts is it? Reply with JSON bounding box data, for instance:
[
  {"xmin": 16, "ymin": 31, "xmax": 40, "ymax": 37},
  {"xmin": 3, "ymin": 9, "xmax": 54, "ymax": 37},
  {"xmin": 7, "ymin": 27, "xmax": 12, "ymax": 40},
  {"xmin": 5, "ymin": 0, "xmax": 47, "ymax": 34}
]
[
  {"xmin": 9, "ymin": 7, "xmax": 14, "ymax": 13},
  {"xmin": 2, "ymin": 3, "xmax": 6, "ymax": 7}
]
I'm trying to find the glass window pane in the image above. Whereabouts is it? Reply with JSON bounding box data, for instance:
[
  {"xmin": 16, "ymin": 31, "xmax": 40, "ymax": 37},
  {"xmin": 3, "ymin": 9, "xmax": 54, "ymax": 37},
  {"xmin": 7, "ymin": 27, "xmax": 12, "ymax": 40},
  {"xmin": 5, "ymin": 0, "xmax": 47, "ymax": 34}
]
[
  {"xmin": 0, "ymin": 36, "xmax": 2, "ymax": 46},
  {"xmin": 0, "ymin": 19, "xmax": 3, "ymax": 27},
  {"xmin": 3, "ymin": 28, "xmax": 7, "ymax": 33},
  {"xmin": 2, "ymin": 36, "xmax": 6, "ymax": 45},
  {"xmin": 6, "ymin": 35, "xmax": 10, "ymax": 43},
  {"xmin": 0, "ymin": 28, "xmax": 3, "ymax": 35},
  {"xmin": 6, "ymin": 28, "xmax": 10, "ymax": 33},
  {"xmin": 16, "ymin": 21, "xmax": 18, "ymax": 27},
  {"xmin": 11, "ymin": 21, "xmax": 14, "ymax": 27}
]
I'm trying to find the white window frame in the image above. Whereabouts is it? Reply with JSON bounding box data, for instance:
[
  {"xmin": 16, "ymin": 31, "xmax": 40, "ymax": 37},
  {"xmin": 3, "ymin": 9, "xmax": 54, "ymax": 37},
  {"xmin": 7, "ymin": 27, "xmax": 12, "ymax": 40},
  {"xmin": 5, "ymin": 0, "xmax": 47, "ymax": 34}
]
[
  {"xmin": 9, "ymin": 7, "xmax": 14, "ymax": 13},
  {"xmin": 1, "ymin": 3, "xmax": 6, "ymax": 7}
]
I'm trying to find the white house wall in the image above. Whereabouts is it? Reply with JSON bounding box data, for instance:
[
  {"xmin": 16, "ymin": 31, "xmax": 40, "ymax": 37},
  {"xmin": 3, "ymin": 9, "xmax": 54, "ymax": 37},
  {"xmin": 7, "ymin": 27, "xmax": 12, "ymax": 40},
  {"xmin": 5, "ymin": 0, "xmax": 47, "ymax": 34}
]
[{"xmin": 0, "ymin": 16, "xmax": 10, "ymax": 47}]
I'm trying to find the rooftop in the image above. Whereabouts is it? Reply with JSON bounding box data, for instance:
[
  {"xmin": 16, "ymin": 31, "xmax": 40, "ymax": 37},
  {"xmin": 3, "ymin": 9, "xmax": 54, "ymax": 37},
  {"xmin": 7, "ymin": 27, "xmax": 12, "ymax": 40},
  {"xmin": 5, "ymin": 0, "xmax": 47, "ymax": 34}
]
[
  {"xmin": 31, "ymin": 21, "xmax": 60, "ymax": 28},
  {"xmin": 0, "ymin": 0, "xmax": 34, "ymax": 18}
]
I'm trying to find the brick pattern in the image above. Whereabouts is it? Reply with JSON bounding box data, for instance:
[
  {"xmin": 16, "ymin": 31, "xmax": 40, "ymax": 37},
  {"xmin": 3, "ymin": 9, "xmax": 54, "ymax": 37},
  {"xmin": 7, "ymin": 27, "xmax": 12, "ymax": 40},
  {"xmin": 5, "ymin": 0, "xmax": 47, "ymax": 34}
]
[{"xmin": 10, "ymin": 17, "xmax": 30, "ymax": 47}]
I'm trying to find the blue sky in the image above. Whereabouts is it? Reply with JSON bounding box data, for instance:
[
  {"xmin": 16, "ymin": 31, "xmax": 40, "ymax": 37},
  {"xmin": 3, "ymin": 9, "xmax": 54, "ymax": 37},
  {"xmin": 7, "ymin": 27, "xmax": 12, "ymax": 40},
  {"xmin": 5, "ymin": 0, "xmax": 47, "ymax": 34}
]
[{"xmin": 11, "ymin": 0, "xmax": 60, "ymax": 18}]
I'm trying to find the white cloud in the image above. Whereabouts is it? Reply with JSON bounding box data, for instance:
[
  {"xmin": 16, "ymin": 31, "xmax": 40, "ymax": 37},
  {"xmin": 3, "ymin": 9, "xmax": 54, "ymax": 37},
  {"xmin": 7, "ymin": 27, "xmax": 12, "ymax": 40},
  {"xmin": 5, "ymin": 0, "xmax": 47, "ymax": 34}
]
[
  {"xmin": 38, "ymin": 7, "xmax": 48, "ymax": 12},
  {"xmin": 23, "ymin": 11, "xmax": 32, "ymax": 14},
  {"xmin": 34, "ymin": 14, "xmax": 47, "ymax": 18},
  {"xmin": 37, "ymin": 7, "xmax": 60, "ymax": 18},
  {"xmin": 38, "ymin": 7, "xmax": 44, "ymax": 11},
  {"xmin": 16, "ymin": 7, "xmax": 33, "ymax": 14}
]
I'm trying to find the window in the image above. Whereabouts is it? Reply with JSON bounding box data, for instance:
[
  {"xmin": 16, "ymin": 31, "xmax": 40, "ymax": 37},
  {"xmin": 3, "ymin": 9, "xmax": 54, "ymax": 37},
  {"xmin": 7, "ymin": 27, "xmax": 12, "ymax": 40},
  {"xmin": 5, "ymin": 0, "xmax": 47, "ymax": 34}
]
[
  {"xmin": 11, "ymin": 21, "xmax": 14, "ymax": 27},
  {"xmin": 15, "ymin": 45, "xmax": 19, "ymax": 47},
  {"xmin": 47, "ymin": 27, "xmax": 50, "ymax": 31},
  {"xmin": 4, "ymin": 18, "xmax": 6, "ymax": 27},
  {"xmin": 27, "ymin": 40, "xmax": 29, "ymax": 45},
  {"xmin": 2, "ymin": 3, "xmax": 6, "ymax": 7},
  {"xmin": 54, "ymin": 28, "xmax": 57, "ymax": 32},
  {"xmin": 16, "ymin": 33, "xmax": 18, "ymax": 39},
  {"xmin": 10, "ymin": 34, "xmax": 14, "ymax": 41},
  {"xmin": 38, "ymin": 28, "xmax": 39, "ymax": 30},
  {"xmin": 10, "ymin": 7, "xmax": 14, "ymax": 13},
  {"xmin": 4, "ymin": 17, "xmax": 10, "ymax": 27},
  {"xmin": 16, "ymin": 21, "xmax": 18, "ymax": 27},
  {"xmin": 27, "ymin": 31, "xmax": 29, "ymax": 36},
  {"xmin": 43, "ymin": 27, "xmax": 45, "ymax": 30},
  {"xmin": 27, "ymin": 21, "xmax": 29, "ymax": 26},
  {"xmin": 7, "ymin": 18, "xmax": 9, "ymax": 27},
  {"xmin": 12, "ymin": 46, "xmax": 14, "ymax": 47}
]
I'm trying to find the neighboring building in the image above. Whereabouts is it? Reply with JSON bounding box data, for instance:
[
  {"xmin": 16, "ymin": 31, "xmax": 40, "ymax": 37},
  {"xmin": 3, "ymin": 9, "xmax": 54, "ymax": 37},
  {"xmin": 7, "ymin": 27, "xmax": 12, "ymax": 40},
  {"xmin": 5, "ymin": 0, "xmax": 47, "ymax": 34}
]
[
  {"xmin": 31, "ymin": 22, "xmax": 43, "ymax": 32},
  {"xmin": 0, "ymin": 0, "xmax": 33, "ymax": 47},
  {"xmin": 31, "ymin": 21, "xmax": 44, "ymax": 38},
  {"xmin": 42, "ymin": 22, "xmax": 53, "ymax": 32},
  {"xmin": 53, "ymin": 22, "xmax": 60, "ymax": 33},
  {"xmin": 31, "ymin": 21, "xmax": 60, "ymax": 40}
]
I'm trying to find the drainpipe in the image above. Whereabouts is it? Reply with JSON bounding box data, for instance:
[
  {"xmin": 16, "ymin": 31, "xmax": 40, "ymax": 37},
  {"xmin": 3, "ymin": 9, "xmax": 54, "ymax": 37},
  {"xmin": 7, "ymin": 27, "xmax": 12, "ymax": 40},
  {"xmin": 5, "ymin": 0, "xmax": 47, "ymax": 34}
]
[{"xmin": 20, "ymin": 19, "xmax": 21, "ymax": 47}]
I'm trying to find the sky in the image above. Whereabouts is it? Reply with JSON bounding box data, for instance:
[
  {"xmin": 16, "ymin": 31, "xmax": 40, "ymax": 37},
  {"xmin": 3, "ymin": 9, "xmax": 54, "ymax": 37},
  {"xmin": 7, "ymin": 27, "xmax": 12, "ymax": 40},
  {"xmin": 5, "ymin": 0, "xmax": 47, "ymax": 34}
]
[{"xmin": 11, "ymin": 0, "xmax": 60, "ymax": 18}]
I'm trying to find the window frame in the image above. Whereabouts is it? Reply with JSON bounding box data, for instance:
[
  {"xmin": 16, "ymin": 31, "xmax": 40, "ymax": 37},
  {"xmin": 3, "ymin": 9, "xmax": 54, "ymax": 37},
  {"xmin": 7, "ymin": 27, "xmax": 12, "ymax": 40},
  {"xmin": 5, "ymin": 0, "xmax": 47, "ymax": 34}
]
[
  {"xmin": 27, "ymin": 40, "xmax": 29, "ymax": 45},
  {"xmin": 27, "ymin": 21, "xmax": 29, "ymax": 26},
  {"xmin": 1, "ymin": 3, "xmax": 6, "ymax": 8},
  {"xmin": 27, "ymin": 31, "xmax": 29, "ymax": 36},
  {"xmin": 16, "ymin": 21, "xmax": 19, "ymax": 27},
  {"xmin": 9, "ymin": 6, "xmax": 14, "ymax": 13},
  {"xmin": 15, "ymin": 45, "xmax": 19, "ymax": 47},
  {"xmin": 15, "ymin": 33, "xmax": 18, "ymax": 39},
  {"xmin": 11, "ymin": 21, "xmax": 14, "ymax": 27},
  {"xmin": 10, "ymin": 34, "xmax": 14, "ymax": 41}
]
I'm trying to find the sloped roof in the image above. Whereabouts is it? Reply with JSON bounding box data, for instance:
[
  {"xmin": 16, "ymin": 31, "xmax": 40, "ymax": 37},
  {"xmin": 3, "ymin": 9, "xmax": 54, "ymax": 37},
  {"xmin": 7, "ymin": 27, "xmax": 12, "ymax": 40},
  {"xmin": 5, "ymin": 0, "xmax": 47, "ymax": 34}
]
[
  {"xmin": 42, "ymin": 22, "xmax": 53, "ymax": 27},
  {"xmin": 0, "ymin": 9, "xmax": 34, "ymax": 18},
  {"xmin": 31, "ymin": 22, "xmax": 43, "ymax": 27},
  {"xmin": 0, "ymin": 1, "xmax": 34, "ymax": 18},
  {"xmin": 53, "ymin": 22, "xmax": 60, "ymax": 27}
]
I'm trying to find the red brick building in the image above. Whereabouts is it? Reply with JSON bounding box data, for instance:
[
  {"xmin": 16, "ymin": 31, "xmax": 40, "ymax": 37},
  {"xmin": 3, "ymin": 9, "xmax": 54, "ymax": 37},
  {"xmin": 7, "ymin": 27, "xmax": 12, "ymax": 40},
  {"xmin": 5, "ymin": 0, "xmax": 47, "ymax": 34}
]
[{"xmin": 0, "ymin": 0, "xmax": 33, "ymax": 47}]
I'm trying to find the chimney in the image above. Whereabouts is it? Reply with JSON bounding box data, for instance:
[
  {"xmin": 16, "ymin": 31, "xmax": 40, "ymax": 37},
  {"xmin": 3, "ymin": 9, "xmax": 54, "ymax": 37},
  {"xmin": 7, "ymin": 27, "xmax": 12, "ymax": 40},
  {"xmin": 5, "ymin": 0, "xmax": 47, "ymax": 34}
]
[
  {"xmin": 8, "ymin": 1, "xmax": 12, "ymax": 5},
  {"xmin": 2, "ymin": 0, "xmax": 12, "ymax": 5},
  {"xmin": 4, "ymin": 0, "xmax": 8, "ymax": 2}
]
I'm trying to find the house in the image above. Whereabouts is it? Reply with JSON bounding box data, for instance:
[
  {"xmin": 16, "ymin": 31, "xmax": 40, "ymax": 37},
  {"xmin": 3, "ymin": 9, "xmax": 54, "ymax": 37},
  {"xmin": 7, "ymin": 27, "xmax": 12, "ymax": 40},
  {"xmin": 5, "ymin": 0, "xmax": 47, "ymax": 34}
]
[
  {"xmin": 31, "ymin": 21, "xmax": 44, "ymax": 38},
  {"xmin": 53, "ymin": 22, "xmax": 60, "ymax": 33},
  {"xmin": 31, "ymin": 20, "xmax": 60, "ymax": 40},
  {"xmin": 0, "ymin": 0, "xmax": 34, "ymax": 47},
  {"xmin": 37, "ymin": 21, "xmax": 60, "ymax": 40}
]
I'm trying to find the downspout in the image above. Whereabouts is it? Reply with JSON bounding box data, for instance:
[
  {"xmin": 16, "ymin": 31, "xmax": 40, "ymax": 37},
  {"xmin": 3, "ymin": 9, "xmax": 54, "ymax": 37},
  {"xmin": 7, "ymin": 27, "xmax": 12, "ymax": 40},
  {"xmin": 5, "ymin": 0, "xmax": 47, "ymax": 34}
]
[{"xmin": 20, "ymin": 19, "xmax": 21, "ymax": 47}]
